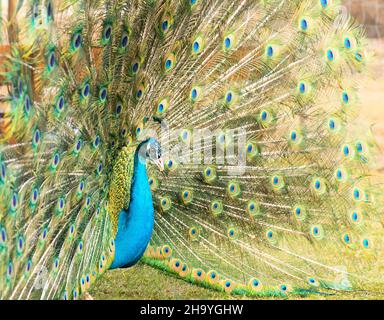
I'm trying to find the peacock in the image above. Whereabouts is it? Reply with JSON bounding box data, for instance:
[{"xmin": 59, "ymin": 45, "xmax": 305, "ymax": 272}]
[{"xmin": 0, "ymin": 0, "xmax": 383, "ymax": 300}]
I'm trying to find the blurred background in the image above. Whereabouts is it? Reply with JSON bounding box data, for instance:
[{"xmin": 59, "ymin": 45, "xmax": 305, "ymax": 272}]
[{"xmin": 0, "ymin": 0, "xmax": 383, "ymax": 300}]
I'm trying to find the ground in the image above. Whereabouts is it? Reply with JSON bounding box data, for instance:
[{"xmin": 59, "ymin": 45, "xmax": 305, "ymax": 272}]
[{"xmin": 90, "ymin": 40, "xmax": 384, "ymax": 300}]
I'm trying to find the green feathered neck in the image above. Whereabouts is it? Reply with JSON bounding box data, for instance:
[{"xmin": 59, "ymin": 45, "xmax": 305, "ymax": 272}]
[{"xmin": 107, "ymin": 146, "xmax": 135, "ymax": 236}]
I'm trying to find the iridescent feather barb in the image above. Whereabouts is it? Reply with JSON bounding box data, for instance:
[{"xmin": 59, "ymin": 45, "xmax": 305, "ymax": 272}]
[{"xmin": 0, "ymin": 0, "xmax": 383, "ymax": 300}]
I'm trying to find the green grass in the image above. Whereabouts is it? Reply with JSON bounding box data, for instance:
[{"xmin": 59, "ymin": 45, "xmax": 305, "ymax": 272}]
[{"xmin": 89, "ymin": 262, "xmax": 384, "ymax": 300}]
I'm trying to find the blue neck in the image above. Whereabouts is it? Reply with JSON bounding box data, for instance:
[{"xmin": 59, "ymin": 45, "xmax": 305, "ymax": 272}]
[{"xmin": 110, "ymin": 152, "xmax": 154, "ymax": 269}]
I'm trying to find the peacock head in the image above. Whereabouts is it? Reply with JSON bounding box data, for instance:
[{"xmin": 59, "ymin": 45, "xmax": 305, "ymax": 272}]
[{"xmin": 137, "ymin": 137, "xmax": 164, "ymax": 171}]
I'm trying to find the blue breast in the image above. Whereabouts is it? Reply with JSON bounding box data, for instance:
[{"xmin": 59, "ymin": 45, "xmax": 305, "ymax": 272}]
[{"xmin": 110, "ymin": 154, "xmax": 154, "ymax": 269}]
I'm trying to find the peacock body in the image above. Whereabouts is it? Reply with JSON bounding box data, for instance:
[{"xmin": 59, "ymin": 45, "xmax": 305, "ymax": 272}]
[{"xmin": 0, "ymin": 0, "xmax": 383, "ymax": 299}]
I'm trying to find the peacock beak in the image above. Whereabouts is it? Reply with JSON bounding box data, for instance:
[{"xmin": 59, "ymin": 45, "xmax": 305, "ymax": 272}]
[{"xmin": 153, "ymin": 158, "xmax": 164, "ymax": 172}]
